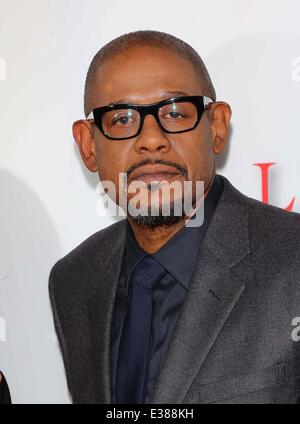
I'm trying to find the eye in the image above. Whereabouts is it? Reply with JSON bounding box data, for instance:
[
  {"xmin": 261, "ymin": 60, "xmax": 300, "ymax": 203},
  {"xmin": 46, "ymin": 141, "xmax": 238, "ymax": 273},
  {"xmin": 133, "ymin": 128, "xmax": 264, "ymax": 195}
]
[
  {"xmin": 112, "ymin": 113, "xmax": 134, "ymax": 126},
  {"xmin": 165, "ymin": 111, "xmax": 184, "ymax": 119}
]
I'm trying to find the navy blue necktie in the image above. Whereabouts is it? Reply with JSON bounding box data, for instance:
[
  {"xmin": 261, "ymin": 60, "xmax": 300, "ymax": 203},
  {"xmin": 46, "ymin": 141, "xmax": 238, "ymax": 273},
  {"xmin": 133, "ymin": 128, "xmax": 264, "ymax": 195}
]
[{"xmin": 115, "ymin": 255, "xmax": 167, "ymax": 404}]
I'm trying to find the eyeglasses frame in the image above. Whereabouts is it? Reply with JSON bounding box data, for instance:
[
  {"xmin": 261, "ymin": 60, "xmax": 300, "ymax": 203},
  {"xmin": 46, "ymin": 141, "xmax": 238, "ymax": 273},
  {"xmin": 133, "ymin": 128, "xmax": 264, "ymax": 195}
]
[{"xmin": 86, "ymin": 95, "xmax": 214, "ymax": 140}]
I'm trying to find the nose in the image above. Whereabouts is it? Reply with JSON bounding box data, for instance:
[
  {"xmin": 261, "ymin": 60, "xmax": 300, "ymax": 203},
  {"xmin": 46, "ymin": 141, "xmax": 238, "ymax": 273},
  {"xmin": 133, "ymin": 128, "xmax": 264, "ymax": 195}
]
[{"xmin": 133, "ymin": 114, "xmax": 172, "ymax": 154}]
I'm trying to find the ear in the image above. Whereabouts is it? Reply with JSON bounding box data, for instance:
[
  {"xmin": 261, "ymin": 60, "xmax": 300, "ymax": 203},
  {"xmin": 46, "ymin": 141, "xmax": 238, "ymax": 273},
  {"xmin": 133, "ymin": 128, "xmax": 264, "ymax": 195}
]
[
  {"xmin": 209, "ymin": 101, "xmax": 232, "ymax": 154},
  {"xmin": 72, "ymin": 120, "xmax": 98, "ymax": 172}
]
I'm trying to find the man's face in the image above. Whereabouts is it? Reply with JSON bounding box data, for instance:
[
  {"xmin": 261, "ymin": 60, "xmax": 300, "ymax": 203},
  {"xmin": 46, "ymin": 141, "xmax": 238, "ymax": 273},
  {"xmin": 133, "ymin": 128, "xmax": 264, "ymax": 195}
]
[{"xmin": 74, "ymin": 45, "xmax": 231, "ymax": 224}]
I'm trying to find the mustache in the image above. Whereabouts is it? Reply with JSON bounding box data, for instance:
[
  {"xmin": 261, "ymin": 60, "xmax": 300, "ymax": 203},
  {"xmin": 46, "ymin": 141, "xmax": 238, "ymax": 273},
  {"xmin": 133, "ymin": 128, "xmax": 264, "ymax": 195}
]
[{"xmin": 126, "ymin": 158, "xmax": 188, "ymax": 180}]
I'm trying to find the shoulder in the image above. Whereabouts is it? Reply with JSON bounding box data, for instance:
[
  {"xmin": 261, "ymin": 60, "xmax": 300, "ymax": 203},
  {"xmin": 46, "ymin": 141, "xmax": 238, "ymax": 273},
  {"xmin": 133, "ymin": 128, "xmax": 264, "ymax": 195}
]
[
  {"xmin": 241, "ymin": 186, "xmax": 300, "ymax": 243},
  {"xmin": 220, "ymin": 175, "xmax": 300, "ymax": 268},
  {"xmin": 49, "ymin": 218, "xmax": 126, "ymax": 285},
  {"xmin": 220, "ymin": 174, "xmax": 300, "ymax": 234}
]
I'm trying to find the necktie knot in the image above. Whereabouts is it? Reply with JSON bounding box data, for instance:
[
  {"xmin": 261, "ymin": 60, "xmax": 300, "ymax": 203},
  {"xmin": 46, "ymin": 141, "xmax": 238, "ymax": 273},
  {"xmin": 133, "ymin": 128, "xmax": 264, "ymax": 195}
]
[{"xmin": 131, "ymin": 255, "xmax": 166, "ymax": 290}]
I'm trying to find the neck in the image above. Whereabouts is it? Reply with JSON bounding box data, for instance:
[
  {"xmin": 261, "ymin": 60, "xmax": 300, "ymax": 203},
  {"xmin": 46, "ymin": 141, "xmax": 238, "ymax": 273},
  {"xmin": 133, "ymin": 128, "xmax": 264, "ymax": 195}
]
[{"xmin": 127, "ymin": 172, "xmax": 216, "ymax": 254}]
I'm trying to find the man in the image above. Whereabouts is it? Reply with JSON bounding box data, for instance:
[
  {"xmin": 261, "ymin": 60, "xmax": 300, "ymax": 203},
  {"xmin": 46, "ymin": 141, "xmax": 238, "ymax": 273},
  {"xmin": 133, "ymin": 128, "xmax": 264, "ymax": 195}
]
[{"xmin": 49, "ymin": 30, "xmax": 300, "ymax": 404}]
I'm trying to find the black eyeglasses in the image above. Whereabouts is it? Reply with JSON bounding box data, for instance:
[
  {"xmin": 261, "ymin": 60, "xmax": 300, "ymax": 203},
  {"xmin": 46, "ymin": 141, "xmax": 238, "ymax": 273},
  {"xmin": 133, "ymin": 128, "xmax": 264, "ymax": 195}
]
[{"xmin": 86, "ymin": 95, "xmax": 213, "ymax": 140}]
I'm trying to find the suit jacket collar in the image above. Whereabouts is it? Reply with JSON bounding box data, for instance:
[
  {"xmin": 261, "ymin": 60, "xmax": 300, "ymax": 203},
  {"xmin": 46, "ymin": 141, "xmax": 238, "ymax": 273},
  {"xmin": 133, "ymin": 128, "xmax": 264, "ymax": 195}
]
[
  {"xmin": 87, "ymin": 174, "xmax": 252, "ymax": 403},
  {"xmin": 123, "ymin": 173, "xmax": 225, "ymax": 294}
]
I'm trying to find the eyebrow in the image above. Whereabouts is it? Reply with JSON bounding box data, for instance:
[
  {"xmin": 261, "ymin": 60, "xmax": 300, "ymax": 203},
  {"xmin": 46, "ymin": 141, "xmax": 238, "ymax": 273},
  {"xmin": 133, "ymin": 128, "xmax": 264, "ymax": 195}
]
[{"xmin": 109, "ymin": 91, "xmax": 190, "ymax": 106}]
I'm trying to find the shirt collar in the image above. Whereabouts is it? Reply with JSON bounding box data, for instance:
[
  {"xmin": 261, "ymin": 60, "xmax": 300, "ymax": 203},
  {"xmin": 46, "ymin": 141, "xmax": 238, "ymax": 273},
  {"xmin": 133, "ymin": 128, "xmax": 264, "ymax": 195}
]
[{"xmin": 123, "ymin": 173, "xmax": 224, "ymax": 296}]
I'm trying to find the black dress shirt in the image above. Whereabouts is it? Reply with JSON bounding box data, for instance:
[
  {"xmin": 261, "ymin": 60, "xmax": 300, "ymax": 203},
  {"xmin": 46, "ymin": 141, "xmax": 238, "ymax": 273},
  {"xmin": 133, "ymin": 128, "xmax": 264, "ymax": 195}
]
[{"xmin": 110, "ymin": 173, "xmax": 224, "ymax": 403}]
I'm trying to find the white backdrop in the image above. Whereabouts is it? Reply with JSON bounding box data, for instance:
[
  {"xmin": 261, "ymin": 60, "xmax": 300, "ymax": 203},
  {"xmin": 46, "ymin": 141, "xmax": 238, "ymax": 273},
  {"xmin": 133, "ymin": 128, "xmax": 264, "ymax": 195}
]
[{"xmin": 0, "ymin": 0, "xmax": 300, "ymax": 403}]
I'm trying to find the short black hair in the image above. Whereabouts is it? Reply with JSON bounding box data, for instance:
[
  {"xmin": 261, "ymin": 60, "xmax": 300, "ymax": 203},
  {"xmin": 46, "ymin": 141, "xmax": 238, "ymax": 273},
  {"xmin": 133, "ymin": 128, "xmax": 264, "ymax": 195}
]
[{"xmin": 84, "ymin": 30, "xmax": 216, "ymax": 117}]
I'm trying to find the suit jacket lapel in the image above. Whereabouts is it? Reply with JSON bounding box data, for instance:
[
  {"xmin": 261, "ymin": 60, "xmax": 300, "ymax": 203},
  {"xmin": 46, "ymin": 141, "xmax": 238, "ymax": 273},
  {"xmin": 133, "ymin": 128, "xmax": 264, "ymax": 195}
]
[
  {"xmin": 151, "ymin": 177, "xmax": 253, "ymax": 403},
  {"xmin": 87, "ymin": 219, "xmax": 127, "ymax": 403}
]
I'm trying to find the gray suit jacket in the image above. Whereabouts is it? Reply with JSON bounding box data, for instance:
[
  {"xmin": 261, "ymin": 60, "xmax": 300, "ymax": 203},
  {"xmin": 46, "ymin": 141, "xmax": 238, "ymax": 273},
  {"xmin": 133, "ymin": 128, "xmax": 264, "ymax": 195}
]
[{"xmin": 49, "ymin": 174, "xmax": 300, "ymax": 404}]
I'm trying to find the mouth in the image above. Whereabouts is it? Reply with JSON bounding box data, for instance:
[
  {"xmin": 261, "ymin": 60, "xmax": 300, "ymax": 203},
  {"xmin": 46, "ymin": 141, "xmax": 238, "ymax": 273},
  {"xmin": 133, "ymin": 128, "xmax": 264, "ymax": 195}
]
[{"xmin": 129, "ymin": 165, "xmax": 182, "ymax": 184}]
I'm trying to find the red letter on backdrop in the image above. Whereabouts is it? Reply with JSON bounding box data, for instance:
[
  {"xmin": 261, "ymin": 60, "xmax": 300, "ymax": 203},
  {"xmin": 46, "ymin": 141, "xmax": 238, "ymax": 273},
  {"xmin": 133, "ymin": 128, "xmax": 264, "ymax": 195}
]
[{"xmin": 253, "ymin": 162, "xmax": 295, "ymax": 211}]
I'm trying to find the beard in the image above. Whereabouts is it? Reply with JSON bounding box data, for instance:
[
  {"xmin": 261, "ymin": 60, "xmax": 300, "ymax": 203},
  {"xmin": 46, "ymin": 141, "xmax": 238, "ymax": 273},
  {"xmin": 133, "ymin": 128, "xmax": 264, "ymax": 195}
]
[
  {"xmin": 127, "ymin": 199, "xmax": 187, "ymax": 228},
  {"xmin": 126, "ymin": 182, "xmax": 192, "ymax": 228}
]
